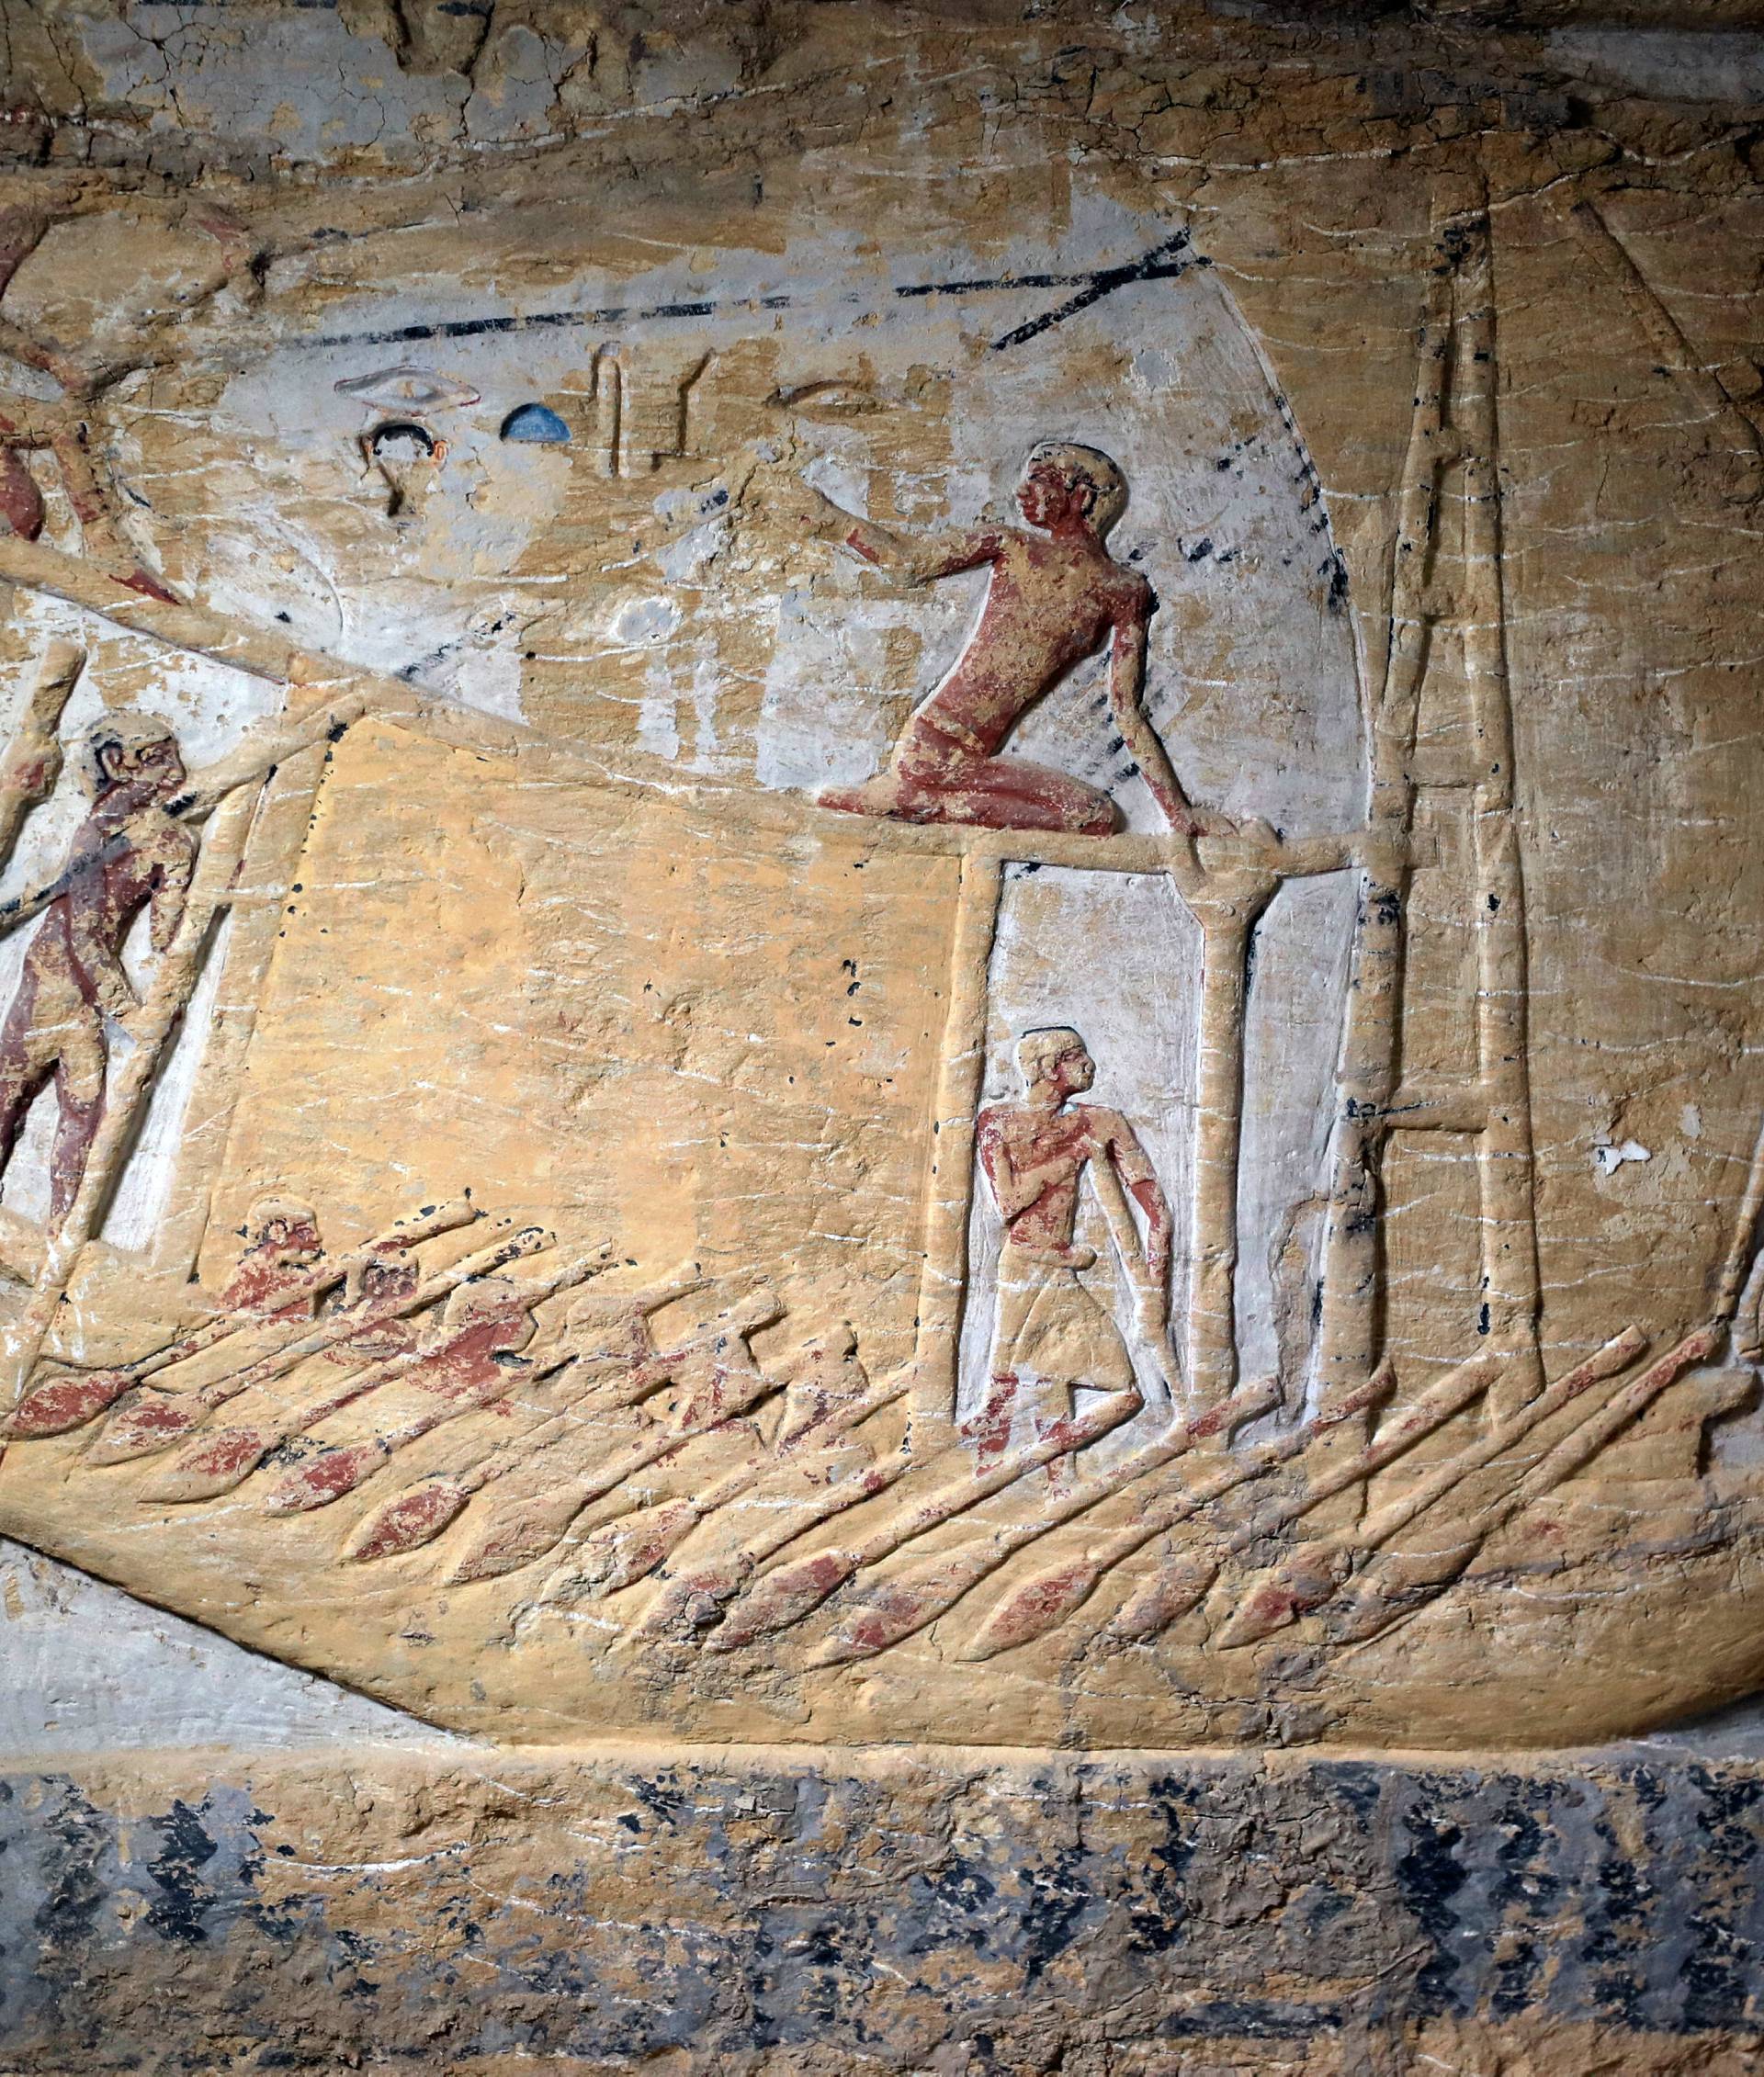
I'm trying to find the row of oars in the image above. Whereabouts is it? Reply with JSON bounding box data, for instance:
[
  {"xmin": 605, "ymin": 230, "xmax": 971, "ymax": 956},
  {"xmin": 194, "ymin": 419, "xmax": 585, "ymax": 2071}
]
[
  {"xmin": 705, "ymin": 1379, "xmax": 1159, "ymax": 1654},
  {"xmin": 661, "ymin": 1319, "xmax": 1714, "ymax": 1667},
  {"xmin": 959, "ymin": 1325, "xmax": 1711, "ymax": 1661},
  {"xmin": 254, "ymin": 1240, "xmax": 616, "ymax": 1517},
  {"xmin": 540, "ymin": 1347, "xmax": 914, "ymax": 1606},
  {"xmin": 89, "ymin": 1216, "xmax": 543, "ymax": 1466},
  {"xmin": 1252, "ymin": 1325, "xmax": 1718, "ymax": 1650},
  {"xmin": 1, "ymin": 1202, "xmax": 681, "ymax": 1537},
  {"xmin": 712, "ymin": 1360, "xmax": 1457, "ymax": 1664},
  {"xmin": 343, "ymin": 1268, "xmax": 714, "ymax": 1564},
  {"xmin": 155, "ymin": 1238, "xmax": 614, "ymax": 1508},
  {"xmin": 625, "ymin": 1377, "xmax": 1295, "ymax": 1653},
  {"xmin": 0, "ymin": 1197, "xmax": 481, "ymax": 1441},
  {"xmin": 440, "ymin": 1289, "xmax": 787, "ymax": 1586}
]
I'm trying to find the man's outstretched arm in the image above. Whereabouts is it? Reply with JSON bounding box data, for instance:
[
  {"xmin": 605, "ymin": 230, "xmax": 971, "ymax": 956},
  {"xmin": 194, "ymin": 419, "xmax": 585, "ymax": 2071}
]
[{"xmin": 802, "ymin": 481, "xmax": 1002, "ymax": 587}]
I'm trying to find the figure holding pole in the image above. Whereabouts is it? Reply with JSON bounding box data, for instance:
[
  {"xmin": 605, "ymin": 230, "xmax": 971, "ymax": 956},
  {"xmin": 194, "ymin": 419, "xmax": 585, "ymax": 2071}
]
[
  {"xmin": 804, "ymin": 442, "xmax": 1229, "ymax": 841},
  {"xmin": 0, "ymin": 684, "xmax": 369, "ymax": 1409},
  {"xmin": 967, "ymin": 1026, "xmax": 1170, "ymax": 1478},
  {"xmin": 0, "ymin": 709, "xmax": 196, "ymax": 1218}
]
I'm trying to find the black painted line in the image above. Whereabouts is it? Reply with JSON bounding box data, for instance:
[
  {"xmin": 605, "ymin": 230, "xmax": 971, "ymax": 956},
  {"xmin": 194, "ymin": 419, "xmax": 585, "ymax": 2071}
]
[
  {"xmin": 990, "ymin": 232, "xmax": 1199, "ymax": 351},
  {"xmin": 293, "ymin": 239, "xmax": 1200, "ymax": 355}
]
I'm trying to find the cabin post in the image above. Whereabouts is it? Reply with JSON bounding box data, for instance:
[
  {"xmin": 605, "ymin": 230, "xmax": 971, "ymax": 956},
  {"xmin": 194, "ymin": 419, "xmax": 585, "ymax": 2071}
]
[
  {"xmin": 1455, "ymin": 198, "xmax": 1544, "ymax": 1415},
  {"xmin": 909, "ymin": 847, "xmax": 1003, "ymax": 1432}
]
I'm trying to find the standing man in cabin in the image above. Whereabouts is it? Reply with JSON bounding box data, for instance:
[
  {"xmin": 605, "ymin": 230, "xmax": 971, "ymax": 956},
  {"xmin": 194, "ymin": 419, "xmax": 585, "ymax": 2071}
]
[{"xmin": 969, "ymin": 1026, "xmax": 1170, "ymax": 1473}]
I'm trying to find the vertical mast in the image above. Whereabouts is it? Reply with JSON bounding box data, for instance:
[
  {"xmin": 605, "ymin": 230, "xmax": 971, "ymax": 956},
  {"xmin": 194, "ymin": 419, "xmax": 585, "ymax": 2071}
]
[
  {"xmin": 1312, "ymin": 195, "xmax": 1453, "ymax": 1406},
  {"xmin": 1455, "ymin": 188, "xmax": 1544, "ymax": 1413},
  {"xmin": 1313, "ymin": 167, "xmax": 1543, "ymax": 1414}
]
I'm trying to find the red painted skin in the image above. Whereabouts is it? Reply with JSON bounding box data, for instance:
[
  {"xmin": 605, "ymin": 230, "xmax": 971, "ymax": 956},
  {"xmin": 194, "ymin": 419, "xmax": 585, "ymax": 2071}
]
[
  {"xmin": 819, "ymin": 454, "xmax": 1159, "ymax": 835},
  {"xmin": 320, "ymin": 1257, "xmax": 422, "ymax": 1365},
  {"xmin": 969, "ymin": 1035, "xmax": 1170, "ymax": 1475},
  {"xmin": 268, "ymin": 1300, "xmax": 538, "ymax": 1513},
  {"xmin": 218, "ymin": 1217, "xmax": 325, "ymax": 1319},
  {"xmin": 0, "ymin": 730, "xmax": 194, "ymax": 1219}
]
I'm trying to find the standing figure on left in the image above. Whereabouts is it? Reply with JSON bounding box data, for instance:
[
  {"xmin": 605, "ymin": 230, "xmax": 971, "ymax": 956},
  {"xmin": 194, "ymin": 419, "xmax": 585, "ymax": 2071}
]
[{"xmin": 0, "ymin": 710, "xmax": 194, "ymax": 1218}]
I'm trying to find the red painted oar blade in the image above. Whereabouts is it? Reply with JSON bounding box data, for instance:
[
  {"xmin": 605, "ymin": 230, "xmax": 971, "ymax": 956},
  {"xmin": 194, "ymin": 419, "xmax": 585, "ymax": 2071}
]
[
  {"xmin": 707, "ymin": 1547, "xmax": 860, "ymax": 1652},
  {"xmin": 347, "ymin": 1481, "xmax": 472, "ymax": 1563},
  {"xmin": 141, "ymin": 1427, "xmax": 275, "ymax": 1505},
  {"xmin": 1324, "ymin": 1539, "xmax": 1482, "ymax": 1645},
  {"xmin": 87, "ymin": 1392, "xmax": 207, "ymax": 1464},
  {"xmin": 2, "ymin": 1370, "xmax": 133, "ymax": 1439},
  {"xmin": 958, "ymin": 1555, "xmax": 1103, "ymax": 1662},
  {"xmin": 1111, "ymin": 1556, "xmax": 1218, "ymax": 1641},
  {"xmin": 1213, "ymin": 1546, "xmax": 1349, "ymax": 1650},
  {"xmin": 812, "ymin": 1548, "xmax": 994, "ymax": 1666},
  {"xmin": 265, "ymin": 1441, "xmax": 386, "ymax": 1515}
]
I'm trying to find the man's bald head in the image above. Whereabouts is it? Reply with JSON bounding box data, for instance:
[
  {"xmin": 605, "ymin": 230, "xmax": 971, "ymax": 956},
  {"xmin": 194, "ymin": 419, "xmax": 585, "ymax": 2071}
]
[
  {"xmin": 1016, "ymin": 1025, "xmax": 1094, "ymax": 1093},
  {"xmin": 1020, "ymin": 443, "xmax": 1129, "ymax": 536}
]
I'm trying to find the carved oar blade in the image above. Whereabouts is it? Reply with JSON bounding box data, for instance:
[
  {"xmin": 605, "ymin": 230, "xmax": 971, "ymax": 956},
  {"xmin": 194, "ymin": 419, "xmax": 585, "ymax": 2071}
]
[
  {"xmin": 809, "ymin": 1544, "xmax": 997, "ymax": 1666},
  {"xmin": 264, "ymin": 1440, "xmax": 389, "ymax": 1515},
  {"xmin": 634, "ymin": 1559, "xmax": 748, "ymax": 1641},
  {"xmin": 707, "ymin": 1547, "xmax": 861, "ymax": 1651},
  {"xmin": 958, "ymin": 1553, "xmax": 1105, "ymax": 1662},
  {"xmin": 1110, "ymin": 1554, "xmax": 1219, "ymax": 1641},
  {"xmin": 87, "ymin": 1390, "xmax": 208, "ymax": 1463},
  {"xmin": 2, "ymin": 1368, "xmax": 134, "ymax": 1439},
  {"xmin": 574, "ymin": 1498, "xmax": 705, "ymax": 1599},
  {"xmin": 443, "ymin": 1484, "xmax": 588, "ymax": 1586},
  {"xmin": 140, "ymin": 1426, "xmax": 276, "ymax": 1504},
  {"xmin": 346, "ymin": 1479, "xmax": 472, "ymax": 1563},
  {"xmin": 1324, "ymin": 1539, "xmax": 1484, "ymax": 1645},
  {"xmin": 1213, "ymin": 1544, "xmax": 1350, "ymax": 1650}
]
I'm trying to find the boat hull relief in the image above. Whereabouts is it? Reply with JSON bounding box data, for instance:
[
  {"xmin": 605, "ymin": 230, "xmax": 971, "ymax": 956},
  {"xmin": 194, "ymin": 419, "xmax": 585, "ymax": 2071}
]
[{"xmin": 0, "ymin": 175, "xmax": 1759, "ymax": 1754}]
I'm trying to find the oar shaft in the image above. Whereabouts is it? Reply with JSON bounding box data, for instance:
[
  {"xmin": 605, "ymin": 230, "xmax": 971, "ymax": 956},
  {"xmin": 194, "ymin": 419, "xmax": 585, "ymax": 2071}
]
[
  {"xmin": 1489, "ymin": 1326, "xmax": 1719, "ymax": 1526},
  {"xmin": 1345, "ymin": 1329, "xmax": 1643, "ymax": 1555},
  {"xmin": 1224, "ymin": 1353, "xmax": 1498, "ymax": 1553},
  {"xmin": 198, "ymin": 1224, "xmax": 548, "ymax": 1408},
  {"xmin": 854, "ymin": 1388, "xmax": 1141, "ymax": 1568},
  {"xmin": 136, "ymin": 1198, "xmax": 480, "ymax": 1389}
]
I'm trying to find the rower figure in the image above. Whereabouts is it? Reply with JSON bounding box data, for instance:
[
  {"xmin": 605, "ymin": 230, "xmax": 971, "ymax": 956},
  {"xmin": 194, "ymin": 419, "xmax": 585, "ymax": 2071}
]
[
  {"xmin": 808, "ymin": 442, "xmax": 1223, "ymax": 839},
  {"xmin": 219, "ymin": 1194, "xmax": 325, "ymax": 1318}
]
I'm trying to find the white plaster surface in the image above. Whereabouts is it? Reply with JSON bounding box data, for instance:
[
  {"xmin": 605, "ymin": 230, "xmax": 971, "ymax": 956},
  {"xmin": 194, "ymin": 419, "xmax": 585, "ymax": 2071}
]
[{"xmin": 0, "ymin": 1538, "xmax": 460, "ymax": 1756}]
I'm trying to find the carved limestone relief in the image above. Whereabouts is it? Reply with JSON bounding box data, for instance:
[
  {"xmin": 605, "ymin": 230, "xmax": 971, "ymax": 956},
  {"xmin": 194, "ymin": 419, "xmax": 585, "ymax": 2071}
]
[{"xmin": 0, "ymin": 150, "xmax": 1755, "ymax": 1759}]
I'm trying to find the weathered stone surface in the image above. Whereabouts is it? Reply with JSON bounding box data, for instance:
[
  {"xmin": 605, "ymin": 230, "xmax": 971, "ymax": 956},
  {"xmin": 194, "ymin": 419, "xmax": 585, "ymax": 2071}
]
[
  {"xmin": 1, "ymin": 0, "xmax": 1763, "ymax": 2065},
  {"xmin": 5, "ymin": 1743, "xmax": 1764, "ymax": 2074}
]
